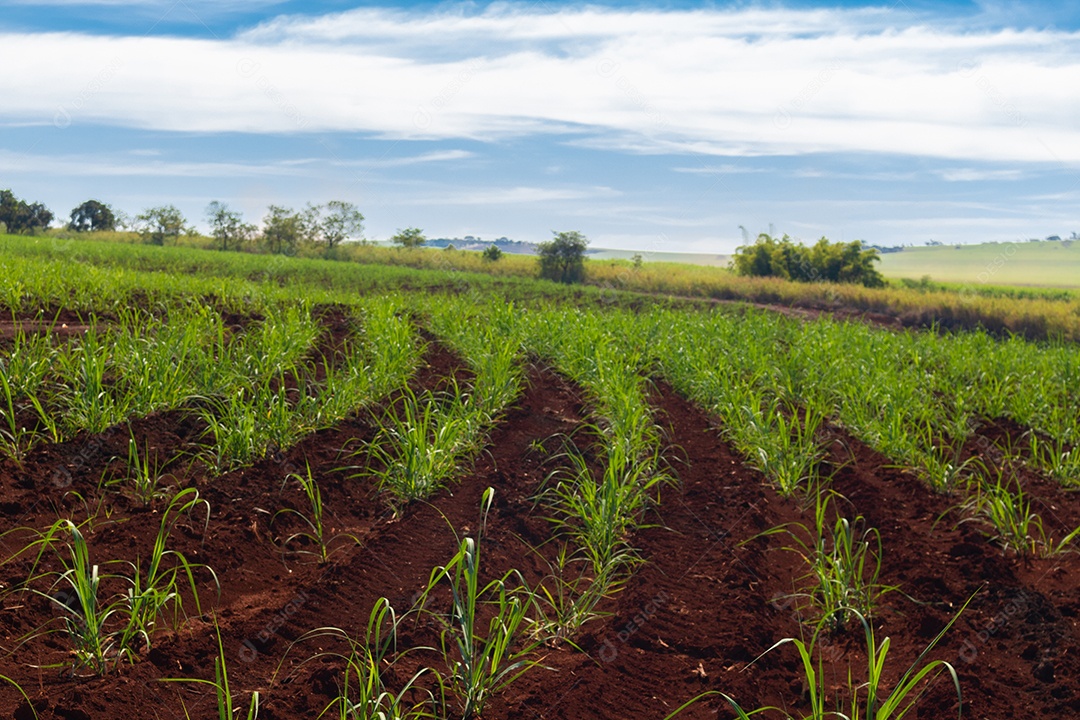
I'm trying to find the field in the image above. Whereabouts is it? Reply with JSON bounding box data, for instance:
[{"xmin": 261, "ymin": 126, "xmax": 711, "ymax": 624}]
[
  {"xmin": 1, "ymin": 235, "xmax": 1080, "ymax": 719},
  {"xmin": 23, "ymin": 231, "xmax": 1080, "ymax": 342},
  {"xmin": 878, "ymin": 240, "xmax": 1080, "ymax": 289},
  {"xmin": 587, "ymin": 248, "xmax": 732, "ymax": 267}
]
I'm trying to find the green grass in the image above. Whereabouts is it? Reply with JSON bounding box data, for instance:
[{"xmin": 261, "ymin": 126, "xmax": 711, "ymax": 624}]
[
  {"xmin": 162, "ymin": 619, "xmax": 260, "ymax": 720},
  {"xmin": 879, "ymin": 240, "xmax": 1080, "ymax": 289},
  {"xmin": 419, "ymin": 488, "xmax": 542, "ymax": 719},
  {"xmin": 7, "ymin": 231, "xmax": 1080, "ymax": 341},
  {"xmin": 11, "ymin": 489, "xmax": 215, "ymax": 675},
  {"xmin": 273, "ymin": 463, "xmax": 360, "ymax": 564},
  {"xmin": 286, "ymin": 599, "xmax": 441, "ymax": 720},
  {"xmin": 6, "ymin": 229, "xmax": 1080, "ymax": 716},
  {"xmin": 725, "ymin": 606, "xmax": 966, "ymax": 720},
  {"xmin": 760, "ymin": 492, "xmax": 894, "ymax": 631},
  {"xmin": 362, "ymin": 383, "xmax": 482, "ymax": 507}
]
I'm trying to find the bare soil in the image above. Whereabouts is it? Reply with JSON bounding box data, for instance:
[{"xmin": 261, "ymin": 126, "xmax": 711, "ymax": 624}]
[{"xmin": 1, "ymin": 333, "xmax": 1078, "ymax": 719}]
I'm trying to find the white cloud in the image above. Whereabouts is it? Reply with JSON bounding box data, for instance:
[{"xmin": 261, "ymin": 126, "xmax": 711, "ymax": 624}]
[
  {"xmin": 0, "ymin": 148, "xmax": 470, "ymax": 177},
  {"xmin": 239, "ymin": 5, "xmax": 894, "ymax": 46},
  {"xmin": 0, "ymin": 149, "xmax": 311, "ymax": 177},
  {"xmin": 937, "ymin": 168, "xmax": 1026, "ymax": 181},
  {"xmin": 360, "ymin": 149, "xmax": 475, "ymax": 167},
  {"xmin": 1, "ymin": 6, "xmax": 1080, "ymax": 163},
  {"xmin": 5, "ymin": 0, "xmax": 284, "ymax": 9},
  {"xmin": 409, "ymin": 186, "xmax": 620, "ymax": 205},
  {"xmin": 671, "ymin": 164, "xmax": 766, "ymax": 175}
]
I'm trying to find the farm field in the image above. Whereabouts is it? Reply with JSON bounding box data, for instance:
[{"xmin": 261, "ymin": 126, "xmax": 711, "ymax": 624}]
[
  {"xmin": 8, "ymin": 232, "xmax": 1080, "ymax": 343},
  {"xmin": 878, "ymin": 240, "xmax": 1080, "ymax": 289},
  {"xmin": 1, "ymin": 241, "xmax": 1080, "ymax": 719},
  {"xmin": 587, "ymin": 248, "xmax": 732, "ymax": 267}
]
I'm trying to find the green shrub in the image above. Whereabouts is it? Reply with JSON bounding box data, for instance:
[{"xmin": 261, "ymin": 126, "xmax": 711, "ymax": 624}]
[{"xmin": 732, "ymin": 233, "xmax": 885, "ymax": 288}]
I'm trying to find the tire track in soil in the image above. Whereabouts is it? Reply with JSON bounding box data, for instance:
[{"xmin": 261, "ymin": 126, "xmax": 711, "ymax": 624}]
[
  {"xmin": 819, "ymin": 422, "xmax": 1080, "ymax": 718},
  {"xmin": 487, "ymin": 382, "xmax": 810, "ymax": 720}
]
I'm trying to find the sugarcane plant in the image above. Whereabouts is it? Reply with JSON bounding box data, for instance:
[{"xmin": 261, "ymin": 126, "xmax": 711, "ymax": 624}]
[{"xmin": 418, "ymin": 488, "xmax": 544, "ymax": 718}]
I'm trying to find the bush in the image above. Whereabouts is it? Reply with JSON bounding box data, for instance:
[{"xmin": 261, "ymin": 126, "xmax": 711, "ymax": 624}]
[
  {"xmin": 731, "ymin": 234, "xmax": 884, "ymax": 288},
  {"xmin": 482, "ymin": 245, "xmax": 503, "ymax": 261}
]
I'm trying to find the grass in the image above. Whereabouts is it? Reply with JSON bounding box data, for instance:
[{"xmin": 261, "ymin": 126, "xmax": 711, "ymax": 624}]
[
  {"xmin": 108, "ymin": 428, "xmax": 176, "ymax": 504},
  {"xmin": 719, "ymin": 602, "xmax": 970, "ymax": 720},
  {"xmin": 198, "ymin": 299, "xmax": 421, "ymax": 473},
  {"xmin": 0, "ymin": 320, "xmax": 57, "ymax": 463},
  {"xmin": 356, "ymin": 298, "xmax": 526, "ymax": 511},
  {"xmin": 273, "ymin": 463, "xmax": 359, "ymax": 564},
  {"xmin": 739, "ymin": 400, "xmax": 826, "ymax": 497},
  {"xmin": 650, "ymin": 308, "xmax": 824, "ymax": 497},
  {"xmin": 529, "ymin": 542, "xmax": 620, "ymax": 644},
  {"xmin": 287, "ymin": 599, "xmax": 441, "ymax": 719},
  {"xmin": 524, "ymin": 308, "xmax": 672, "ymax": 632},
  {"xmin": 960, "ymin": 471, "xmax": 1080, "ymax": 557},
  {"xmin": 878, "ymin": 239, "xmax": 1080, "ymax": 289},
  {"xmin": 544, "ymin": 440, "xmax": 664, "ymax": 578},
  {"xmin": 12, "ymin": 488, "xmax": 215, "ymax": 675},
  {"xmin": 162, "ymin": 619, "xmax": 260, "ymax": 720},
  {"xmin": 423, "ymin": 297, "xmax": 527, "ymax": 422},
  {"xmin": 419, "ymin": 488, "xmax": 543, "ymax": 719},
  {"xmin": 7, "ymin": 230, "xmax": 1080, "ymax": 341},
  {"xmin": 5, "ymin": 233, "xmax": 1080, "ymax": 715},
  {"xmin": 761, "ymin": 493, "xmax": 894, "ymax": 632},
  {"xmin": 363, "ymin": 383, "xmax": 481, "ymax": 507}
]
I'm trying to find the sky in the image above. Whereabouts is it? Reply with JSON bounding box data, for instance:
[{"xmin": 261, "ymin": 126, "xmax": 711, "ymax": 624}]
[{"xmin": 2, "ymin": 0, "xmax": 1079, "ymax": 253}]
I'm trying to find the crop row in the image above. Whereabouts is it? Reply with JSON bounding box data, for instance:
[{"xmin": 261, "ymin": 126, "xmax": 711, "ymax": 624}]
[
  {"xmin": 2, "ymin": 265, "xmax": 1079, "ymax": 717},
  {"xmin": 1, "ymin": 299, "xmax": 421, "ymax": 476}
]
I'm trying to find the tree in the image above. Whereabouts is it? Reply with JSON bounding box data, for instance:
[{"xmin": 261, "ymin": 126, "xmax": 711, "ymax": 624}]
[
  {"xmin": 537, "ymin": 230, "xmax": 588, "ymax": 283},
  {"xmin": 391, "ymin": 227, "xmax": 426, "ymax": 249},
  {"xmin": 261, "ymin": 205, "xmax": 313, "ymax": 255},
  {"xmin": 114, "ymin": 210, "xmax": 134, "ymax": 232},
  {"xmin": 0, "ymin": 189, "xmax": 53, "ymax": 234},
  {"xmin": 206, "ymin": 201, "xmax": 255, "ymax": 252},
  {"xmin": 731, "ymin": 233, "xmax": 884, "ymax": 288},
  {"xmin": 319, "ymin": 201, "xmax": 364, "ymax": 251},
  {"xmin": 135, "ymin": 205, "xmax": 187, "ymax": 246},
  {"xmin": 482, "ymin": 244, "xmax": 503, "ymax": 261},
  {"xmin": 68, "ymin": 200, "xmax": 116, "ymax": 233}
]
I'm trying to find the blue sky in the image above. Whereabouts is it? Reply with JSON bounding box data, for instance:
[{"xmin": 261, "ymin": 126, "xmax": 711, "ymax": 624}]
[{"xmin": 2, "ymin": 0, "xmax": 1079, "ymax": 253}]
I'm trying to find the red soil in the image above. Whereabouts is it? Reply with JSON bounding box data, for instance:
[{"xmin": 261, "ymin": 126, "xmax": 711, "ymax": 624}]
[{"xmin": 1, "ymin": 336, "xmax": 1079, "ymax": 719}]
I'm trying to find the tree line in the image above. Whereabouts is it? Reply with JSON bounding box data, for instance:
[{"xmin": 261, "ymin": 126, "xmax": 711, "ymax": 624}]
[
  {"xmin": 0, "ymin": 189, "xmax": 367, "ymax": 255},
  {"xmin": 138, "ymin": 201, "xmax": 366, "ymax": 254},
  {"xmin": 0, "ymin": 189, "xmax": 592, "ymax": 280},
  {"xmin": 1, "ymin": 188, "xmax": 884, "ymax": 288}
]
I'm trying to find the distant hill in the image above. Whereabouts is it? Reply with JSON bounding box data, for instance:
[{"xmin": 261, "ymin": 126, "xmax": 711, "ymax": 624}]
[{"xmin": 426, "ymin": 236, "xmax": 537, "ymax": 254}]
